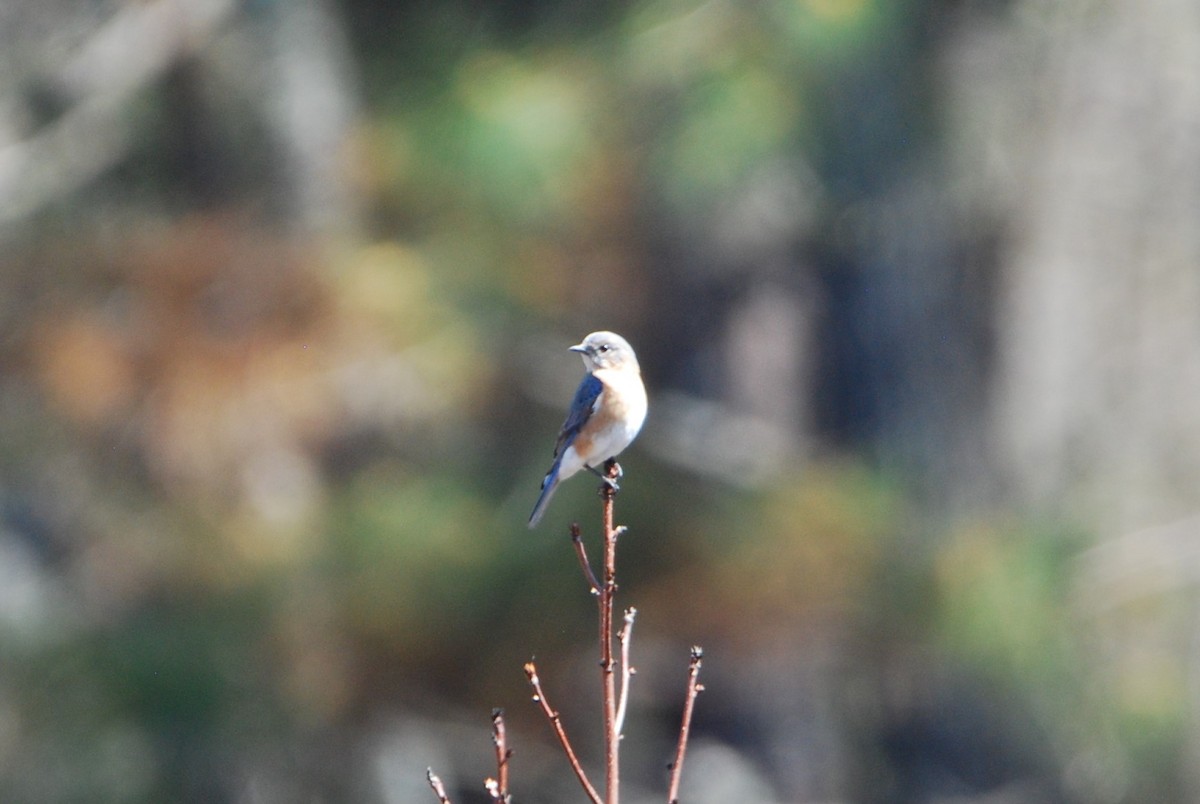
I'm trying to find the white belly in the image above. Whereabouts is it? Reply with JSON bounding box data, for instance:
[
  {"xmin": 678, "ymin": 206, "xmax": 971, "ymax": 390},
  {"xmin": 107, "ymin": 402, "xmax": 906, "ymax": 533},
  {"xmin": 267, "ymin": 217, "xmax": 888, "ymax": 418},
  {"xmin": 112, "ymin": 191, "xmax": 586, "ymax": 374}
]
[{"xmin": 557, "ymin": 372, "xmax": 647, "ymax": 481}]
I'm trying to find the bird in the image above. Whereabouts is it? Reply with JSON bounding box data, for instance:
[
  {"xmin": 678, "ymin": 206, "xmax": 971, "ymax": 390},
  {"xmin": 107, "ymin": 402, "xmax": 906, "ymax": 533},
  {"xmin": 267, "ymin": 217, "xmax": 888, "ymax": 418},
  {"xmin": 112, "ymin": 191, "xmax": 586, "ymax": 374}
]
[{"xmin": 528, "ymin": 331, "xmax": 648, "ymax": 528}]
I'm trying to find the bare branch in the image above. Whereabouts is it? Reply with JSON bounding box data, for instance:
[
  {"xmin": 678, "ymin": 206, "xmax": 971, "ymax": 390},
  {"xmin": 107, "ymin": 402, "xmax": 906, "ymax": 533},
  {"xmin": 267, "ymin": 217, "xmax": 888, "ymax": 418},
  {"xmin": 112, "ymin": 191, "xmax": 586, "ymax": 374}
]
[
  {"xmin": 571, "ymin": 522, "xmax": 602, "ymax": 594},
  {"xmin": 524, "ymin": 661, "xmax": 603, "ymax": 804},
  {"xmin": 490, "ymin": 708, "xmax": 511, "ymax": 801},
  {"xmin": 615, "ymin": 607, "xmax": 637, "ymax": 737},
  {"xmin": 667, "ymin": 646, "xmax": 705, "ymax": 804},
  {"xmin": 426, "ymin": 768, "xmax": 453, "ymax": 804}
]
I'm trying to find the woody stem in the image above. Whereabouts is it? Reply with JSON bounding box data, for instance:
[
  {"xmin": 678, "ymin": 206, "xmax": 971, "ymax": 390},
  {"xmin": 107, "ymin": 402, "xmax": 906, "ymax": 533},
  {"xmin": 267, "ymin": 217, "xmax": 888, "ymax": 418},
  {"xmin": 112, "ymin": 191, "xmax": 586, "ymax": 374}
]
[{"xmin": 600, "ymin": 459, "xmax": 621, "ymax": 804}]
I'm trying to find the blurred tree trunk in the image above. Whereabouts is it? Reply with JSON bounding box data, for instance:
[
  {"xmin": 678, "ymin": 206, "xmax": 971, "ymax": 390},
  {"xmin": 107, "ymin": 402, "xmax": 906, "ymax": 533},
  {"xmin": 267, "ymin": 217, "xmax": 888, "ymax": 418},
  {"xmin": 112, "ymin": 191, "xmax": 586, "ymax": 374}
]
[
  {"xmin": 0, "ymin": 0, "xmax": 360, "ymax": 238},
  {"xmin": 972, "ymin": 0, "xmax": 1200, "ymax": 533}
]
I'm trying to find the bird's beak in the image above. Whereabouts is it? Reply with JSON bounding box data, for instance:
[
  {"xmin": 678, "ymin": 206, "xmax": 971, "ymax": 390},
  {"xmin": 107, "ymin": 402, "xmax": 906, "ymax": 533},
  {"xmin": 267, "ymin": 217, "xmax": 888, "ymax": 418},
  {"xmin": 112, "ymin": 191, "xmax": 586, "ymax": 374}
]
[{"xmin": 569, "ymin": 343, "xmax": 589, "ymax": 354}]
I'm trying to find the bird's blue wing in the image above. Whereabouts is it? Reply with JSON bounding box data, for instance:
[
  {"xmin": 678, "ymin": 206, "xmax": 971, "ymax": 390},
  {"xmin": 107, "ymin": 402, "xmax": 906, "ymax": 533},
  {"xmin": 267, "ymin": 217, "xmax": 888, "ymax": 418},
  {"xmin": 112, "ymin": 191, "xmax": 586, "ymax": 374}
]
[
  {"xmin": 553, "ymin": 373, "xmax": 602, "ymax": 457},
  {"xmin": 530, "ymin": 373, "xmax": 603, "ymax": 528}
]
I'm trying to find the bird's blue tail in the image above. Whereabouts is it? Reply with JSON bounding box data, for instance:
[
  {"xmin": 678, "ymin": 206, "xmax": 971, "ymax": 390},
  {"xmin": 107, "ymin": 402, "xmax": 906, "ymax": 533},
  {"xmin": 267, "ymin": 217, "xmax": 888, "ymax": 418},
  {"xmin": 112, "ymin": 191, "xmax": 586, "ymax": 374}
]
[{"xmin": 528, "ymin": 462, "xmax": 562, "ymax": 528}]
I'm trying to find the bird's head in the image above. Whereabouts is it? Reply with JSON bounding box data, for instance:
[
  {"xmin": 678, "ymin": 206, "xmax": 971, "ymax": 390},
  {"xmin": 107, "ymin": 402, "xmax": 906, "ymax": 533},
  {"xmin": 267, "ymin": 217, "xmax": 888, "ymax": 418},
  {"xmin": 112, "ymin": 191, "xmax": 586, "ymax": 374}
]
[{"xmin": 570, "ymin": 331, "xmax": 640, "ymax": 373}]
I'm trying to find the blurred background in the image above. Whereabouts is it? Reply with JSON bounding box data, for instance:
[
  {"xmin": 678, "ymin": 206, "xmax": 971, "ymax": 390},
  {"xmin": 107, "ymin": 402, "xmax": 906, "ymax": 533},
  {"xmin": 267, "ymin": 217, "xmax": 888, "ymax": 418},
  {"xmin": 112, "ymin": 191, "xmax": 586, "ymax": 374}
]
[{"xmin": 2, "ymin": 0, "xmax": 1199, "ymax": 801}]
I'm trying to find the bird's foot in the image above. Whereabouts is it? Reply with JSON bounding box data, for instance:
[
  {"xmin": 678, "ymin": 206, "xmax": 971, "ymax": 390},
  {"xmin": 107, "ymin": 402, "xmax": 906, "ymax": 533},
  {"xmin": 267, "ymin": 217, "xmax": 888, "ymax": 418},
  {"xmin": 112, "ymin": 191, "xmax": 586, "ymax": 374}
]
[
  {"xmin": 586, "ymin": 462, "xmax": 621, "ymax": 492},
  {"xmin": 604, "ymin": 459, "xmax": 624, "ymax": 480}
]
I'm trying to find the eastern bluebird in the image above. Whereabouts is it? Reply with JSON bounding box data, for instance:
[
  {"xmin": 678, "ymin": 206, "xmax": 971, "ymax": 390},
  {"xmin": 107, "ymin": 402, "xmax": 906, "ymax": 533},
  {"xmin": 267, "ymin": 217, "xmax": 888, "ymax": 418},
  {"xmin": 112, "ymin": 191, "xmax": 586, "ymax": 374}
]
[{"xmin": 528, "ymin": 331, "xmax": 648, "ymax": 528}]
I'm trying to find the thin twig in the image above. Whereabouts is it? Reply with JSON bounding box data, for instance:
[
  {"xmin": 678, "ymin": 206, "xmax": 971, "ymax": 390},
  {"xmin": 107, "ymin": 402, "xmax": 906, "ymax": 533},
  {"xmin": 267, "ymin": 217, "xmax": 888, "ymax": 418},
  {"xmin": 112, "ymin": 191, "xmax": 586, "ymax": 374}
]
[
  {"xmin": 615, "ymin": 607, "xmax": 637, "ymax": 737},
  {"xmin": 489, "ymin": 709, "xmax": 511, "ymax": 802},
  {"xmin": 599, "ymin": 459, "xmax": 622, "ymax": 804},
  {"xmin": 524, "ymin": 661, "xmax": 603, "ymax": 804},
  {"xmin": 572, "ymin": 522, "xmax": 602, "ymax": 595},
  {"xmin": 427, "ymin": 768, "xmax": 453, "ymax": 803},
  {"xmin": 666, "ymin": 646, "xmax": 705, "ymax": 804}
]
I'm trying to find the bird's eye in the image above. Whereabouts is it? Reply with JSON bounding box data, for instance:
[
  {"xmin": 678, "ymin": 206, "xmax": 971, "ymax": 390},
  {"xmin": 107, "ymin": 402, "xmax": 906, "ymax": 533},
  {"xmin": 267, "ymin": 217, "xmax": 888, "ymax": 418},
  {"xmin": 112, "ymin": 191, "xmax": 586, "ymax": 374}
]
[{"xmin": 598, "ymin": 344, "xmax": 610, "ymax": 353}]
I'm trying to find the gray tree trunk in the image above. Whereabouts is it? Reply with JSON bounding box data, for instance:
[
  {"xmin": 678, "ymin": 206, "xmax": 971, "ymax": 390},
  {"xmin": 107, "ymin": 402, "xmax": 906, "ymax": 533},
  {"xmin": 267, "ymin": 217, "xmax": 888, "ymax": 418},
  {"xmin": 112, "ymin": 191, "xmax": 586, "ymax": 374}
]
[{"xmin": 967, "ymin": 1, "xmax": 1200, "ymax": 534}]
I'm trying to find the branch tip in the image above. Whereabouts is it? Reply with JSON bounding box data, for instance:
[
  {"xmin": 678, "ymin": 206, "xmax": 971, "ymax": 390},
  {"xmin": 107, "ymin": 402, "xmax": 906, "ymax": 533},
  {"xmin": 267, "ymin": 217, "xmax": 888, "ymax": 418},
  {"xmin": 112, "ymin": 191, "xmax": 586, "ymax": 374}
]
[
  {"xmin": 491, "ymin": 708, "xmax": 510, "ymax": 797},
  {"xmin": 667, "ymin": 643, "xmax": 706, "ymax": 803},
  {"xmin": 426, "ymin": 768, "xmax": 452, "ymax": 803}
]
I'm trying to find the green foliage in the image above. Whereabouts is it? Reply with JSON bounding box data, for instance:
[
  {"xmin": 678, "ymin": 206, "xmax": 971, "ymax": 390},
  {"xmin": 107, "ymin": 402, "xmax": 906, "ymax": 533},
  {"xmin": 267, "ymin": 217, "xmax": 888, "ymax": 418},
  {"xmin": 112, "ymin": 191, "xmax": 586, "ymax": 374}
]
[
  {"xmin": 932, "ymin": 522, "xmax": 1195, "ymax": 801},
  {"xmin": 934, "ymin": 523, "xmax": 1082, "ymax": 681},
  {"xmin": 329, "ymin": 465, "xmax": 496, "ymax": 643}
]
